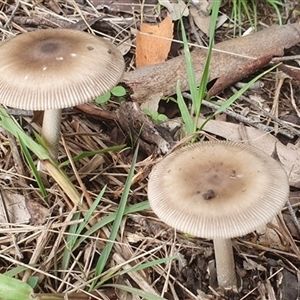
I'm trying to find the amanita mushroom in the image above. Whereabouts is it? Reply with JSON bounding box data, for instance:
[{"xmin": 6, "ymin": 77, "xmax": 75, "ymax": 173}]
[
  {"xmin": 147, "ymin": 141, "xmax": 289, "ymax": 289},
  {"xmin": 0, "ymin": 29, "xmax": 125, "ymax": 160}
]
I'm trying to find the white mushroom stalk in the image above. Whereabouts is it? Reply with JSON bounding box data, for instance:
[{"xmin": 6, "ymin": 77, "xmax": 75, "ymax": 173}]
[
  {"xmin": 41, "ymin": 109, "xmax": 62, "ymax": 160},
  {"xmin": 148, "ymin": 141, "xmax": 289, "ymax": 289},
  {"xmin": 214, "ymin": 238, "xmax": 236, "ymax": 288},
  {"xmin": 0, "ymin": 29, "xmax": 125, "ymax": 161}
]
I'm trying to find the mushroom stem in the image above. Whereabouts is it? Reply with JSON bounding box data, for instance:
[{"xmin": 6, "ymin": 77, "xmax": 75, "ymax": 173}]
[
  {"xmin": 41, "ymin": 109, "xmax": 62, "ymax": 161},
  {"xmin": 213, "ymin": 238, "xmax": 237, "ymax": 288}
]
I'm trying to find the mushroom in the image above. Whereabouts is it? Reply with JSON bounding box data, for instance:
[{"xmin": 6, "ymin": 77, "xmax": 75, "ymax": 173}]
[
  {"xmin": 0, "ymin": 29, "xmax": 125, "ymax": 160},
  {"xmin": 147, "ymin": 141, "xmax": 289, "ymax": 289}
]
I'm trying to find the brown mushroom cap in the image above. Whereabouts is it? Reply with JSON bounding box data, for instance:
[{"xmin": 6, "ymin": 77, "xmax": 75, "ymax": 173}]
[
  {"xmin": 0, "ymin": 29, "xmax": 124, "ymax": 110},
  {"xmin": 148, "ymin": 141, "xmax": 289, "ymax": 239}
]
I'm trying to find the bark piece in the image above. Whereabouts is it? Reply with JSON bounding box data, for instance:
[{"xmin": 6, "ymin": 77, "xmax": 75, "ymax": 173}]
[
  {"xmin": 117, "ymin": 102, "xmax": 171, "ymax": 154},
  {"xmin": 136, "ymin": 17, "xmax": 174, "ymax": 67},
  {"xmin": 207, "ymin": 54, "xmax": 273, "ymax": 96}
]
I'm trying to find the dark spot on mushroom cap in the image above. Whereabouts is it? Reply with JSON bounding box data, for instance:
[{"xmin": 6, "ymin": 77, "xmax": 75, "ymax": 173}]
[
  {"xmin": 202, "ymin": 189, "xmax": 216, "ymax": 200},
  {"xmin": 209, "ymin": 173, "xmax": 222, "ymax": 185},
  {"xmin": 40, "ymin": 42, "xmax": 59, "ymax": 53},
  {"xmin": 87, "ymin": 46, "xmax": 94, "ymax": 51},
  {"xmin": 230, "ymin": 170, "xmax": 237, "ymax": 179}
]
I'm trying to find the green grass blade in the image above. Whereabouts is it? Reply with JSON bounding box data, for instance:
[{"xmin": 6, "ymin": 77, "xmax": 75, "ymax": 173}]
[
  {"xmin": 194, "ymin": 0, "xmax": 221, "ymax": 132},
  {"xmin": 212, "ymin": 65, "xmax": 278, "ymax": 117},
  {"xmin": 240, "ymin": 0, "xmax": 255, "ymax": 29},
  {"xmin": 177, "ymin": 1, "xmax": 221, "ymax": 135},
  {"xmin": 180, "ymin": 18, "xmax": 198, "ymax": 111},
  {"xmin": 61, "ymin": 187, "xmax": 106, "ymax": 273},
  {"xmin": 60, "ymin": 145, "xmax": 125, "ymax": 167},
  {"xmin": 73, "ymin": 200, "xmax": 150, "ymax": 250},
  {"xmin": 251, "ymin": 0, "xmax": 258, "ymax": 29},
  {"xmin": 176, "ymin": 81, "xmax": 193, "ymax": 134},
  {"xmin": 60, "ymin": 212, "xmax": 82, "ymax": 275},
  {"xmin": 41, "ymin": 160, "xmax": 81, "ymax": 205},
  {"xmin": 98, "ymin": 255, "xmax": 176, "ymax": 287},
  {"xmin": 18, "ymin": 134, "xmax": 47, "ymax": 199},
  {"xmin": 75, "ymin": 186, "xmax": 106, "ymax": 236},
  {"xmin": 0, "ymin": 274, "xmax": 34, "ymax": 300},
  {"xmin": 0, "ymin": 108, "xmax": 81, "ymax": 204},
  {"xmin": 267, "ymin": 0, "xmax": 283, "ymax": 25},
  {"xmin": 90, "ymin": 145, "xmax": 140, "ymax": 290},
  {"xmin": 117, "ymin": 256, "xmax": 175, "ymax": 277},
  {"xmin": 231, "ymin": 0, "xmax": 238, "ymax": 36},
  {"xmin": 0, "ymin": 108, "xmax": 49, "ymax": 160}
]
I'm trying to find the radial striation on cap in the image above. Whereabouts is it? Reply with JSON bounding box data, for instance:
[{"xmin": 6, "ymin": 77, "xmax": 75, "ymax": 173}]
[
  {"xmin": 148, "ymin": 141, "xmax": 289, "ymax": 239},
  {"xmin": 0, "ymin": 29, "xmax": 125, "ymax": 110}
]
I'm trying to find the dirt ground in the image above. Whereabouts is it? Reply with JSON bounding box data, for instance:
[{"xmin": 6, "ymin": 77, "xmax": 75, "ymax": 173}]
[{"xmin": 0, "ymin": 1, "xmax": 300, "ymax": 299}]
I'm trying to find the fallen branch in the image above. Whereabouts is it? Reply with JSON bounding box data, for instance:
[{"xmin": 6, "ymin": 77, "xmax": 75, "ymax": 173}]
[{"xmin": 123, "ymin": 24, "xmax": 300, "ymax": 103}]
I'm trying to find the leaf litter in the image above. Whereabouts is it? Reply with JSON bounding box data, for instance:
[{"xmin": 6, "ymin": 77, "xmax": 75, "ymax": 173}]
[{"xmin": 0, "ymin": 1, "xmax": 299, "ymax": 300}]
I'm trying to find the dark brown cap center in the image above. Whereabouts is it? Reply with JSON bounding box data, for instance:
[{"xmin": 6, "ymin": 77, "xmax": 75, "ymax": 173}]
[{"xmin": 40, "ymin": 42, "xmax": 59, "ymax": 53}]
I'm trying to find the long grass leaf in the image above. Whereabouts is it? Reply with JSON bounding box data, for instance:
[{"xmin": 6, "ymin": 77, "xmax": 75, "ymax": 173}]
[
  {"xmin": 41, "ymin": 160, "xmax": 81, "ymax": 205},
  {"xmin": 18, "ymin": 135, "xmax": 47, "ymax": 199},
  {"xmin": 212, "ymin": 65, "xmax": 278, "ymax": 117},
  {"xmin": 180, "ymin": 19, "xmax": 198, "ymax": 110},
  {"xmin": 98, "ymin": 255, "xmax": 176, "ymax": 287},
  {"xmin": 0, "ymin": 108, "xmax": 81, "ymax": 205},
  {"xmin": 61, "ymin": 189, "xmax": 106, "ymax": 274},
  {"xmin": 0, "ymin": 108, "xmax": 49, "ymax": 160},
  {"xmin": 194, "ymin": 0, "xmax": 221, "ymax": 132},
  {"xmin": 61, "ymin": 212, "xmax": 82, "ymax": 275},
  {"xmin": 0, "ymin": 274, "xmax": 33, "ymax": 300},
  {"xmin": 76, "ymin": 186, "xmax": 106, "ymax": 236},
  {"xmin": 90, "ymin": 145, "xmax": 140, "ymax": 289},
  {"xmin": 73, "ymin": 201, "xmax": 150, "ymax": 250},
  {"xmin": 176, "ymin": 81, "xmax": 193, "ymax": 134},
  {"xmin": 117, "ymin": 256, "xmax": 175, "ymax": 277},
  {"xmin": 60, "ymin": 145, "xmax": 126, "ymax": 167}
]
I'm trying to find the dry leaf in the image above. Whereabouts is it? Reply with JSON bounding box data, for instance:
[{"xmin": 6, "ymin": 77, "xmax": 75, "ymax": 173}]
[
  {"xmin": 25, "ymin": 198, "xmax": 50, "ymax": 224},
  {"xmin": 136, "ymin": 17, "xmax": 174, "ymax": 68},
  {"xmin": 118, "ymin": 38, "xmax": 132, "ymax": 56},
  {"xmin": 256, "ymin": 217, "xmax": 286, "ymax": 250},
  {"xmin": 280, "ymin": 269, "xmax": 300, "ymax": 300},
  {"xmin": 0, "ymin": 191, "xmax": 31, "ymax": 224},
  {"xmin": 140, "ymin": 92, "xmax": 163, "ymax": 113},
  {"xmin": 159, "ymin": 0, "xmax": 189, "ymax": 20},
  {"xmin": 243, "ymin": 257, "xmax": 267, "ymax": 271},
  {"xmin": 276, "ymin": 142, "xmax": 300, "ymax": 188},
  {"xmin": 190, "ymin": 5, "xmax": 211, "ymax": 36}
]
